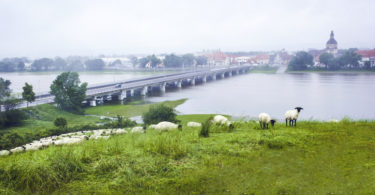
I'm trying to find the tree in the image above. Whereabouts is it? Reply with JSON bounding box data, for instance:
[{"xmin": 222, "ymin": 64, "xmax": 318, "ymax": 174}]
[
  {"xmin": 142, "ymin": 104, "xmax": 178, "ymax": 125},
  {"xmin": 31, "ymin": 58, "xmax": 54, "ymax": 71},
  {"xmin": 50, "ymin": 72, "xmax": 88, "ymax": 113},
  {"xmin": 54, "ymin": 117, "xmax": 67, "ymax": 128},
  {"xmin": 0, "ymin": 78, "xmax": 11, "ymax": 103},
  {"xmin": 319, "ymin": 53, "xmax": 334, "ymax": 69},
  {"xmin": 85, "ymin": 59, "xmax": 105, "ymax": 70},
  {"xmin": 139, "ymin": 55, "xmax": 161, "ymax": 68},
  {"xmin": 288, "ymin": 51, "xmax": 314, "ymax": 71},
  {"xmin": 130, "ymin": 56, "xmax": 138, "ymax": 68},
  {"xmin": 0, "ymin": 61, "xmax": 16, "ymax": 72},
  {"xmin": 196, "ymin": 56, "xmax": 208, "ymax": 66},
  {"xmin": 17, "ymin": 62, "xmax": 25, "ymax": 71},
  {"xmin": 182, "ymin": 54, "xmax": 195, "ymax": 67},
  {"xmin": 338, "ymin": 49, "xmax": 361, "ymax": 69},
  {"xmin": 54, "ymin": 57, "xmax": 67, "ymax": 70},
  {"xmin": 22, "ymin": 82, "xmax": 36, "ymax": 108},
  {"xmin": 67, "ymin": 60, "xmax": 85, "ymax": 71},
  {"xmin": 163, "ymin": 54, "xmax": 183, "ymax": 68}
]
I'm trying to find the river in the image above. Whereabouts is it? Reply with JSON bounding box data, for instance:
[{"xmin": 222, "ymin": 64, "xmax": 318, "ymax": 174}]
[{"xmin": 1, "ymin": 71, "xmax": 374, "ymax": 120}]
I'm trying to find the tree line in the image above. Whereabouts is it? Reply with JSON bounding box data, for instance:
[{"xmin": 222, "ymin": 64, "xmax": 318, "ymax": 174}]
[
  {"xmin": 288, "ymin": 49, "xmax": 370, "ymax": 71},
  {"xmin": 135, "ymin": 54, "xmax": 207, "ymax": 68},
  {"xmin": 0, "ymin": 57, "xmax": 106, "ymax": 72}
]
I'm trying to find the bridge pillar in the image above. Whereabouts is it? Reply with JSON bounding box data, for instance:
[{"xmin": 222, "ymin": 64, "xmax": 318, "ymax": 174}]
[
  {"xmin": 90, "ymin": 97, "xmax": 97, "ymax": 107},
  {"xmin": 176, "ymin": 80, "xmax": 182, "ymax": 88},
  {"xmin": 191, "ymin": 77, "xmax": 195, "ymax": 86},
  {"xmin": 160, "ymin": 82, "xmax": 166, "ymax": 93},
  {"xmin": 141, "ymin": 86, "xmax": 148, "ymax": 96},
  {"xmin": 212, "ymin": 74, "xmax": 216, "ymax": 81},
  {"xmin": 228, "ymin": 71, "xmax": 232, "ymax": 77},
  {"xmin": 118, "ymin": 90, "xmax": 127, "ymax": 100},
  {"xmin": 130, "ymin": 89, "xmax": 134, "ymax": 96},
  {"xmin": 221, "ymin": 73, "xmax": 225, "ymax": 79},
  {"xmin": 202, "ymin": 75, "xmax": 207, "ymax": 83},
  {"xmin": 236, "ymin": 70, "xmax": 240, "ymax": 74}
]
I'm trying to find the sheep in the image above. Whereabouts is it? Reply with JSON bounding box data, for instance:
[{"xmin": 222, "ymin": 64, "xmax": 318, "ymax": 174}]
[
  {"xmin": 213, "ymin": 115, "xmax": 229, "ymax": 125},
  {"xmin": 212, "ymin": 115, "xmax": 234, "ymax": 131},
  {"xmin": 258, "ymin": 113, "xmax": 276, "ymax": 129},
  {"xmin": 10, "ymin": 146, "xmax": 25, "ymax": 154},
  {"xmin": 24, "ymin": 143, "xmax": 43, "ymax": 151},
  {"xmin": 131, "ymin": 126, "xmax": 145, "ymax": 133},
  {"xmin": 285, "ymin": 107, "xmax": 303, "ymax": 126},
  {"xmin": 113, "ymin": 129, "xmax": 128, "ymax": 134},
  {"xmin": 151, "ymin": 121, "xmax": 182, "ymax": 132},
  {"xmin": 187, "ymin": 122, "xmax": 202, "ymax": 127},
  {"xmin": 0, "ymin": 150, "xmax": 10, "ymax": 156}
]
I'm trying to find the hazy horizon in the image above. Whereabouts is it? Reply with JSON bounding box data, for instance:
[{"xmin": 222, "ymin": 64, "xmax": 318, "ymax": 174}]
[{"xmin": 1, "ymin": 0, "xmax": 375, "ymax": 58}]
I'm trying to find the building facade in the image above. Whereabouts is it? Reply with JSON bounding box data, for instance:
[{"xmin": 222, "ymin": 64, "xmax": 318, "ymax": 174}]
[{"xmin": 326, "ymin": 30, "xmax": 338, "ymax": 56}]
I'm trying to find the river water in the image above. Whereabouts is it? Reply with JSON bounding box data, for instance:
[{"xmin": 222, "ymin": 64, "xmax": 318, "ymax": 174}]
[{"xmin": 1, "ymin": 71, "xmax": 374, "ymax": 120}]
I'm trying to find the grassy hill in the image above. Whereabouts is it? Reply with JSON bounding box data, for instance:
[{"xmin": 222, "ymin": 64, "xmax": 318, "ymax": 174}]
[{"xmin": 1, "ymin": 117, "xmax": 374, "ymax": 194}]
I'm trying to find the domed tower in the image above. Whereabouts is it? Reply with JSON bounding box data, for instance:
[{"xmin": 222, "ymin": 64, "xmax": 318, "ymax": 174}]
[{"xmin": 326, "ymin": 30, "xmax": 338, "ymax": 56}]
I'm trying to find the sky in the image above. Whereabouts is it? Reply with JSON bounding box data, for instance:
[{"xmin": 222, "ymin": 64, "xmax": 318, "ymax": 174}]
[{"xmin": 0, "ymin": 0, "xmax": 374, "ymax": 58}]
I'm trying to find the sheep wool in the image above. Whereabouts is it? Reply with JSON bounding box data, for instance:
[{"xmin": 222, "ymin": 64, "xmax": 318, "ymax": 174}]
[
  {"xmin": 285, "ymin": 110, "xmax": 299, "ymax": 120},
  {"xmin": 153, "ymin": 121, "xmax": 180, "ymax": 132},
  {"xmin": 187, "ymin": 121, "xmax": 202, "ymax": 127},
  {"xmin": 131, "ymin": 126, "xmax": 145, "ymax": 133},
  {"xmin": 213, "ymin": 115, "xmax": 229, "ymax": 125},
  {"xmin": 10, "ymin": 147, "xmax": 25, "ymax": 153},
  {"xmin": 0, "ymin": 150, "xmax": 10, "ymax": 156},
  {"xmin": 258, "ymin": 113, "xmax": 271, "ymax": 123}
]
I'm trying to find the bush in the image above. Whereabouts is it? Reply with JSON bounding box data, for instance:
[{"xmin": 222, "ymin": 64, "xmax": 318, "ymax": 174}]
[
  {"xmin": 199, "ymin": 118, "xmax": 211, "ymax": 137},
  {"xmin": 0, "ymin": 110, "xmax": 27, "ymax": 128},
  {"xmin": 142, "ymin": 104, "xmax": 178, "ymax": 125},
  {"xmin": 0, "ymin": 132, "xmax": 25, "ymax": 149},
  {"xmin": 54, "ymin": 117, "xmax": 67, "ymax": 128}
]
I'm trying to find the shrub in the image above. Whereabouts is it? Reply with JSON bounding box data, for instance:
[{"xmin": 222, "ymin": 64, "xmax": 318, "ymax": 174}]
[
  {"xmin": 0, "ymin": 110, "xmax": 27, "ymax": 128},
  {"xmin": 54, "ymin": 117, "xmax": 67, "ymax": 128},
  {"xmin": 142, "ymin": 104, "xmax": 178, "ymax": 125},
  {"xmin": 199, "ymin": 118, "xmax": 211, "ymax": 137}
]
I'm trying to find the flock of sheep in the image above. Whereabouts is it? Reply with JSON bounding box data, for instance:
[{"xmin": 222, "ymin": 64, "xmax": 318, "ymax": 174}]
[
  {"xmin": 258, "ymin": 107, "xmax": 304, "ymax": 129},
  {"xmin": 0, "ymin": 108, "xmax": 302, "ymax": 157}
]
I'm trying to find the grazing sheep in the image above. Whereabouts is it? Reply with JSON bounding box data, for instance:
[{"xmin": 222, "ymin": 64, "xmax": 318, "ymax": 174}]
[
  {"xmin": 0, "ymin": 150, "xmax": 10, "ymax": 156},
  {"xmin": 151, "ymin": 121, "xmax": 182, "ymax": 132},
  {"xmin": 24, "ymin": 143, "xmax": 43, "ymax": 151},
  {"xmin": 113, "ymin": 129, "xmax": 127, "ymax": 134},
  {"xmin": 213, "ymin": 115, "xmax": 229, "ymax": 125},
  {"xmin": 258, "ymin": 113, "xmax": 276, "ymax": 129},
  {"xmin": 131, "ymin": 126, "xmax": 145, "ymax": 133},
  {"xmin": 285, "ymin": 107, "xmax": 303, "ymax": 126},
  {"xmin": 10, "ymin": 146, "xmax": 25, "ymax": 153},
  {"xmin": 187, "ymin": 121, "xmax": 202, "ymax": 127}
]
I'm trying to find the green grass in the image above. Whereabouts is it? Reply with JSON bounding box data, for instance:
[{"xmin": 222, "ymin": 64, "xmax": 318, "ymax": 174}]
[
  {"xmin": 249, "ymin": 66, "xmax": 278, "ymax": 73},
  {"xmin": 85, "ymin": 99, "xmax": 187, "ymax": 118},
  {"xmin": 1, "ymin": 117, "xmax": 375, "ymax": 194}
]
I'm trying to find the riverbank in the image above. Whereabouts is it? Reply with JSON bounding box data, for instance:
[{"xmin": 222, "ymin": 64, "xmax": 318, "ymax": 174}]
[
  {"xmin": 286, "ymin": 69, "xmax": 375, "ymax": 74},
  {"xmin": 0, "ymin": 117, "xmax": 374, "ymax": 194}
]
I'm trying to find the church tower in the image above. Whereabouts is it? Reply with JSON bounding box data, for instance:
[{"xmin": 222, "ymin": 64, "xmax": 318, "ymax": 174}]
[{"xmin": 326, "ymin": 30, "xmax": 338, "ymax": 56}]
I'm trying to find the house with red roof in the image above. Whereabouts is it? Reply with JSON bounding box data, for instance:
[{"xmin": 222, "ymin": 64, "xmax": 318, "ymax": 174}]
[{"xmin": 356, "ymin": 50, "xmax": 375, "ymax": 68}]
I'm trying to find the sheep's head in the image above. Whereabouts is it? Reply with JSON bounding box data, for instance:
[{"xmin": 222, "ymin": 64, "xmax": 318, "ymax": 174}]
[
  {"xmin": 270, "ymin": 119, "xmax": 276, "ymax": 127},
  {"xmin": 295, "ymin": 107, "xmax": 303, "ymax": 113},
  {"xmin": 178, "ymin": 124, "xmax": 182, "ymax": 131}
]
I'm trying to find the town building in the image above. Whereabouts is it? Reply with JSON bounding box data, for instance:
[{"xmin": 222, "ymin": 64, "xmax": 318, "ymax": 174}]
[{"xmin": 326, "ymin": 30, "xmax": 338, "ymax": 56}]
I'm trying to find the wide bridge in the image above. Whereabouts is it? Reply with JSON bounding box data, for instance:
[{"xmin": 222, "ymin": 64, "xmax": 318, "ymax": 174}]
[{"xmin": 20, "ymin": 65, "xmax": 252, "ymax": 108}]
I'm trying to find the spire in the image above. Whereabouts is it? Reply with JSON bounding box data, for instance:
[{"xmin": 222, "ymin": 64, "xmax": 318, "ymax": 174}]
[{"xmin": 330, "ymin": 30, "xmax": 334, "ymax": 38}]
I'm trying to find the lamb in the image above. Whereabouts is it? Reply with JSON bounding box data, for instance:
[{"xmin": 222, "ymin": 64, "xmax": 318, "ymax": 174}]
[
  {"xmin": 150, "ymin": 121, "xmax": 182, "ymax": 132},
  {"xmin": 285, "ymin": 107, "xmax": 303, "ymax": 126},
  {"xmin": 258, "ymin": 113, "xmax": 276, "ymax": 129},
  {"xmin": 187, "ymin": 121, "xmax": 202, "ymax": 127},
  {"xmin": 0, "ymin": 150, "xmax": 10, "ymax": 156}
]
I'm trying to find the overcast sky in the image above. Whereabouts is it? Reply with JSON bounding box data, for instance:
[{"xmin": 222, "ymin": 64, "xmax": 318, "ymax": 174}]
[{"xmin": 0, "ymin": 0, "xmax": 374, "ymax": 58}]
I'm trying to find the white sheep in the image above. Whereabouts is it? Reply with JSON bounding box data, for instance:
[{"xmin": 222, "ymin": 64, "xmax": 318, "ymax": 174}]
[
  {"xmin": 0, "ymin": 150, "xmax": 10, "ymax": 156},
  {"xmin": 187, "ymin": 121, "xmax": 202, "ymax": 127},
  {"xmin": 24, "ymin": 143, "xmax": 43, "ymax": 151},
  {"xmin": 258, "ymin": 113, "xmax": 276, "ymax": 129},
  {"xmin": 10, "ymin": 146, "xmax": 25, "ymax": 153},
  {"xmin": 113, "ymin": 129, "xmax": 128, "ymax": 134},
  {"xmin": 151, "ymin": 121, "xmax": 182, "ymax": 132},
  {"xmin": 213, "ymin": 115, "xmax": 229, "ymax": 125},
  {"xmin": 212, "ymin": 115, "xmax": 234, "ymax": 130},
  {"xmin": 131, "ymin": 126, "xmax": 145, "ymax": 133},
  {"xmin": 285, "ymin": 107, "xmax": 303, "ymax": 126}
]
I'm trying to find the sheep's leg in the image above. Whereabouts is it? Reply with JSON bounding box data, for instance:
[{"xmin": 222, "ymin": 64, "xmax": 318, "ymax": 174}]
[
  {"xmin": 259, "ymin": 121, "xmax": 262, "ymax": 129},
  {"xmin": 266, "ymin": 123, "xmax": 269, "ymax": 129},
  {"xmin": 262, "ymin": 122, "xmax": 265, "ymax": 129},
  {"xmin": 289, "ymin": 120, "xmax": 292, "ymax": 126},
  {"xmin": 294, "ymin": 120, "xmax": 297, "ymax": 126},
  {"xmin": 285, "ymin": 119, "xmax": 288, "ymax": 126}
]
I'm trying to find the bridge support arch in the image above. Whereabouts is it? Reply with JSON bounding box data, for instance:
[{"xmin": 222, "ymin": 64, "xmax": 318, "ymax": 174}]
[
  {"xmin": 160, "ymin": 82, "xmax": 166, "ymax": 93},
  {"xmin": 90, "ymin": 96, "xmax": 97, "ymax": 107},
  {"xmin": 176, "ymin": 80, "xmax": 182, "ymax": 88}
]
